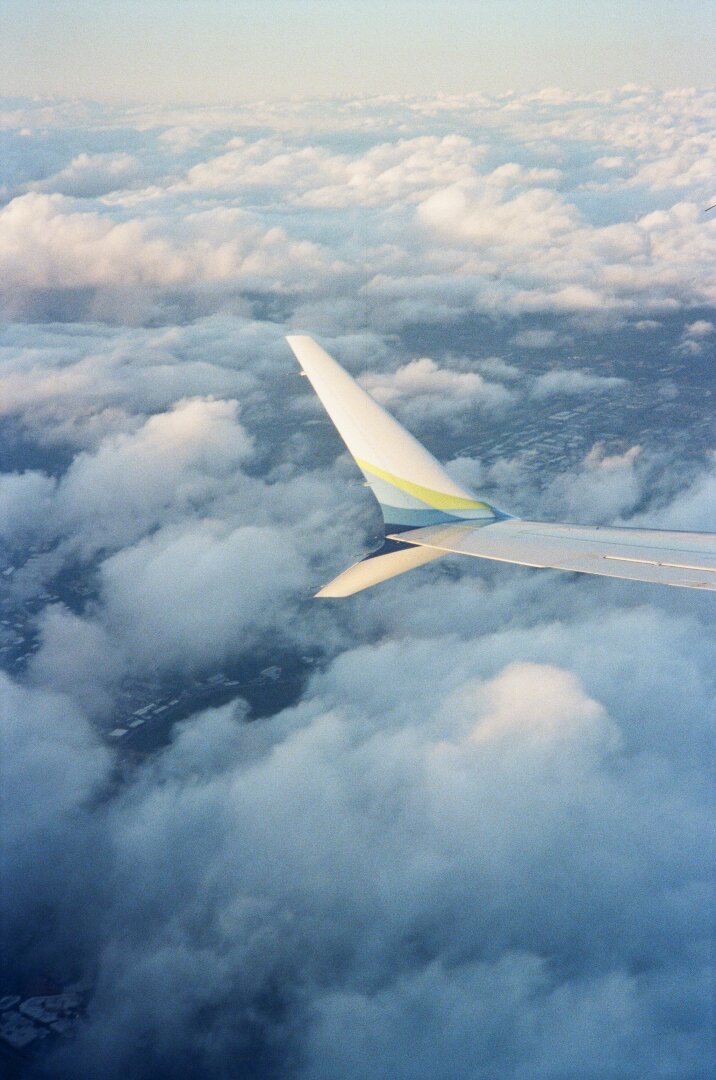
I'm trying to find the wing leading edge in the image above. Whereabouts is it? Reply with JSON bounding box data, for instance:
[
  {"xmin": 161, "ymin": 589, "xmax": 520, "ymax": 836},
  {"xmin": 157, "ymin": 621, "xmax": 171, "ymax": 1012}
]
[{"xmin": 287, "ymin": 336, "xmax": 716, "ymax": 596}]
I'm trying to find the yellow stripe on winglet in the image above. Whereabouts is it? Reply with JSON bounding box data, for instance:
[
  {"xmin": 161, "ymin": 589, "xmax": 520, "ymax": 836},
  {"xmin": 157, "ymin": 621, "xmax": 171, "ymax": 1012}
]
[{"xmin": 356, "ymin": 458, "xmax": 492, "ymax": 511}]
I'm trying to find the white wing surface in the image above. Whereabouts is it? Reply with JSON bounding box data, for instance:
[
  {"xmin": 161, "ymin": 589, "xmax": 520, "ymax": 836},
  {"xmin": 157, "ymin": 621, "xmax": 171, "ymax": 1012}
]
[
  {"xmin": 286, "ymin": 335, "xmax": 500, "ymax": 531},
  {"xmin": 286, "ymin": 335, "xmax": 476, "ymax": 500},
  {"xmin": 391, "ymin": 521, "xmax": 716, "ymax": 591}
]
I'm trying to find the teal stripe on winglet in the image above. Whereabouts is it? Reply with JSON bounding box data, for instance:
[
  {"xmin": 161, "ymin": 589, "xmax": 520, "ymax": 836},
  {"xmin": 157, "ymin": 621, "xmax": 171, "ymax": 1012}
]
[{"xmin": 380, "ymin": 505, "xmax": 490, "ymax": 528}]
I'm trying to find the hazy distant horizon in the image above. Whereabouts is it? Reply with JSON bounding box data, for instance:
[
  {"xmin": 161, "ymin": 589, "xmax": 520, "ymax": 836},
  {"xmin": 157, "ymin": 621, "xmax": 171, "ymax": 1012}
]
[{"xmin": 2, "ymin": 0, "xmax": 714, "ymax": 103}]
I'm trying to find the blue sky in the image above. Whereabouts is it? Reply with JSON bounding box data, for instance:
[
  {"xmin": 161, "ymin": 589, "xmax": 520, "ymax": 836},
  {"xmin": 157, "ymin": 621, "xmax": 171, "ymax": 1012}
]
[{"xmin": 2, "ymin": 0, "xmax": 714, "ymax": 101}]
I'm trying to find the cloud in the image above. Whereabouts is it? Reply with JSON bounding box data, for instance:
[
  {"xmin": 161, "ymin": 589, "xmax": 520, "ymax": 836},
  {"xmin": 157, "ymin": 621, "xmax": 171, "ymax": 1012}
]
[
  {"xmin": 677, "ymin": 318, "xmax": 715, "ymax": 355},
  {"xmin": 0, "ymin": 395, "xmax": 255, "ymax": 558},
  {"xmin": 359, "ymin": 355, "xmax": 513, "ymax": 429},
  {"xmin": 56, "ymin": 397, "xmax": 254, "ymax": 555},
  {"xmin": 302, "ymin": 958, "xmax": 710, "ymax": 1080},
  {"xmin": 0, "ymin": 194, "xmax": 342, "ymax": 321},
  {"xmin": 466, "ymin": 660, "xmax": 619, "ymax": 752},
  {"xmin": 415, "ymin": 185, "xmax": 716, "ymax": 319},
  {"xmin": 540, "ymin": 443, "xmax": 643, "ymax": 523},
  {"xmin": 27, "ymin": 152, "xmax": 145, "ymax": 198},
  {"xmin": 633, "ymin": 458, "xmax": 716, "ymax": 534},
  {"xmin": 180, "ymin": 134, "xmax": 486, "ymax": 210},
  {"xmin": 0, "ymin": 314, "xmax": 307, "ymax": 458},
  {"xmin": 10, "ymin": 604, "xmax": 713, "ymax": 1077},
  {"xmin": 0, "ymin": 468, "xmax": 56, "ymax": 544},
  {"xmin": 98, "ymin": 520, "xmax": 310, "ymax": 673},
  {"xmin": 0, "ymin": 674, "xmax": 112, "ymax": 972},
  {"xmin": 683, "ymin": 320, "xmax": 714, "ymax": 338},
  {"xmin": 417, "ymin": 181, "xmax": 577, "ymax": 255},
  {"xmin": 2, "ymin": 89, "xmax": 715, "ymax": 332},
  {"xmin": 0, "ymin": 192, "xmax": 186, "ymax": 289},
  {"xmin": 629, "ymin": 133, "xmax": 716, "ymax": 191},
  {"xmin": 28, "ymin": 604, "xmax": 124, "ymax": 717},
  {"xmin": 532, "ymin": 369, "xmax": 627, "ymax": 398},
  {"xmin": 511, "ymin": 328, "xmax": 560, "ymax": 349}
]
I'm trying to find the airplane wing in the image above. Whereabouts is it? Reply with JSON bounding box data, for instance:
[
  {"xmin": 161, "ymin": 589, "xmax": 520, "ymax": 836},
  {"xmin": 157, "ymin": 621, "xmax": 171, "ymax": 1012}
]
[
  {"xmin": 390, "ymin": 520, "xmax": 716, "ymax": 591},
  {"xmin": 286, "ymin": 335, "xmax": 716, "ymax": 596}
]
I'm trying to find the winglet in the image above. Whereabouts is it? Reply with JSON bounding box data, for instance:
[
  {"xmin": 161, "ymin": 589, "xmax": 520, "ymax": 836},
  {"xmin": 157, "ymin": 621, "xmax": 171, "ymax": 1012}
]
[
  {"xmin": 315, "ymin": 542, "xmax": 446, "ymax": 597},
  {"xmin": 286, "ymin": 335, "xmax": 498, "ymax": 535}
]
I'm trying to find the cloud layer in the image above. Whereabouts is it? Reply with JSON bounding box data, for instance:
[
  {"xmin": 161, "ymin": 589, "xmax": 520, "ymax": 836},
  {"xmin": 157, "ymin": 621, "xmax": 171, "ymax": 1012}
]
[{"xmin": 0, "ymin": 88, "xmax": 714, "ymax": 1079}]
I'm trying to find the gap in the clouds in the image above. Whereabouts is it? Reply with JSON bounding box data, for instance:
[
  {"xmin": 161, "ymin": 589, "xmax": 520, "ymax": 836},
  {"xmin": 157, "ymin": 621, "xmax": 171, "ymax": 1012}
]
[
  {"xmin": 0, "ymin": 419, "xmax": 76, "ymax": 476},
  {"xmin": 108, "ymin": 647, "xmax": 323, "ymax": 761},
  {"xmin": 0, "ymin": 529, "xmax": 330, "ymax": 748},
  {"xmin": 569, "ymin": 184, "xmax": 671, "ymax": 226}
]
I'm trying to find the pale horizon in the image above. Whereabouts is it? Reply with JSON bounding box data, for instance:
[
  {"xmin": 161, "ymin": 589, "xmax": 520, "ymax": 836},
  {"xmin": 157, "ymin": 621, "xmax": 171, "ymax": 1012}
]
[{"xmin": 2, "ymin": 0, "xmax": 714, "ymax": 103}]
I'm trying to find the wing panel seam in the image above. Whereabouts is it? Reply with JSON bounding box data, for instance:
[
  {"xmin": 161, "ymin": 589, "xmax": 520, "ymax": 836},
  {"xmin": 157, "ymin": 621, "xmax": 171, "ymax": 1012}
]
[{"xmin": 603, "ymin": 555, "xmax": 716, "ymax": 573}]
